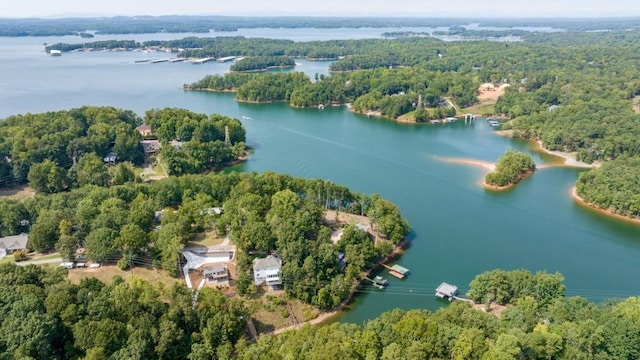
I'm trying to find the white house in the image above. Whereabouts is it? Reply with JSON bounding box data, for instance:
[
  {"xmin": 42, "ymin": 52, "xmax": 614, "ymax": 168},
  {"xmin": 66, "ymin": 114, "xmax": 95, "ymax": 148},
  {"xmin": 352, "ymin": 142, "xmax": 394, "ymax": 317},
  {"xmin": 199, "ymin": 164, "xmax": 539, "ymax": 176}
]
[{"xmin": 253, "ymin": 255, "xmax": 282, "ymax": 288}]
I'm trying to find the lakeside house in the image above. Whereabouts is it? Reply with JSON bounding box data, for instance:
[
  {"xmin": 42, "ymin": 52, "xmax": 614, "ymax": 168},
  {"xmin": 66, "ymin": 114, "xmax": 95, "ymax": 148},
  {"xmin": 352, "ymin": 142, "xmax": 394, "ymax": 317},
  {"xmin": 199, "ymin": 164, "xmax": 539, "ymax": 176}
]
[
  {"xmin": 0, "ymin": 233, "xmax": 29, "ymax": 259},
  {"xmin": 103, "ymin": 151, "xmax": 117, "ymax": 164},
  {"xmin": 141, "ymin": 139, "xmax": 161, "ymax": 155},
  {"xmin": 203, "ymin": 264, "xmax": 230, "ymax": 286},
  {"xmin": 253, "ymin": 255, "xmax": 282, "ymax": 289}
]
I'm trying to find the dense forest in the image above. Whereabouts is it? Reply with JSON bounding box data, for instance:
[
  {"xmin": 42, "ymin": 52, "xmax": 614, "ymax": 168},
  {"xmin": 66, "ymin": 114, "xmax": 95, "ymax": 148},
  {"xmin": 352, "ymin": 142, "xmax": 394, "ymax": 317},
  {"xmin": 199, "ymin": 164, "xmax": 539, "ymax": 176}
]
[
  {"xmin": 0, "ymin": 106, "xmax": 144, "ymax": 191},
  {"xmin": 2, "ymin": 167, "xmax": 408, "ymax": 308},
  {"xmin": 576, "ymin": 157, "xmax": 640, "ymax": 219},
  {"xmin": 4, "ymin": 264, "xmax": 640, "ymax": 359},
  {"xmin": 144, "ymin": 108, "xmax": 246, "ymax": 176},
  {"xmin": 485, "ymin": 150, "xmax": 536, "ymax": 187},
  {"xmin": 187, "ymin": 66, "xmax": 474, "ymax": 118}
]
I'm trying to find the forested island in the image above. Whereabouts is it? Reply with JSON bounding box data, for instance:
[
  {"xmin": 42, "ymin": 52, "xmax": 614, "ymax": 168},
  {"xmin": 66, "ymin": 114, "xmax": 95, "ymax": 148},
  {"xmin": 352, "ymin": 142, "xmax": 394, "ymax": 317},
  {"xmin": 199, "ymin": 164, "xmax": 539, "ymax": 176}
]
[
  {"xmin": 4, "ymin": 263, "xmax": 640, "ymax": 359},
  {"xmin": 484, "ymin": 151, "xmax": 536, "ymax": 189},
  {"xmin": 230, "ymin": 56, "xmax": 295, "ymax": 72}
]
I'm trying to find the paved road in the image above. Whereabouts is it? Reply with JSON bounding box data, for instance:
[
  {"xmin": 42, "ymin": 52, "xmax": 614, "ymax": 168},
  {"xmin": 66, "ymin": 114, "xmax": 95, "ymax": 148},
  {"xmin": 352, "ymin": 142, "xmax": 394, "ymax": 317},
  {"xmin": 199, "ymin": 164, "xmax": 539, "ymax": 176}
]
[{"xmin": 16, "ymin": 257, "xmax": 62, "ymax": 266}]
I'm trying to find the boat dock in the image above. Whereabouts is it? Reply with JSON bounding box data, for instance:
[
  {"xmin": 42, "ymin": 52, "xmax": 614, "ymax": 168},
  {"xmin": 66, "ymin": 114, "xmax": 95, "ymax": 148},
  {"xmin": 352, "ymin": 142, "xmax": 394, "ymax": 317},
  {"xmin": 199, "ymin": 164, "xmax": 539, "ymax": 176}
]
[
  {"xmin": 191, "ymin": 57, "xmax": 215, "ymax": 65},
  {"xmin": 216, "ymin": 56, "xmax": 236, "ymax": 63},
  {"xmin": 364, "ymin": 275, "xmax": 388, "ymax": 289},
  {"xmin": 435, "ymin": 282, "xmax": 458, "ymax": 300},
  {"xmin": 381, "ymin": 264, "xmax": 410, "ymax": 279}
]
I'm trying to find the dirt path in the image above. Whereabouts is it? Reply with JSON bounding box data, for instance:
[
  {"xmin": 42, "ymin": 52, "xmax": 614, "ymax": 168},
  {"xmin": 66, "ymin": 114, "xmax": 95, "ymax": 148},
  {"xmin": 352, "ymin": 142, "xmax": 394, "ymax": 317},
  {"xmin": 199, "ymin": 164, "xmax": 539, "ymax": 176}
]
[{"xmin": 268, "ymin": 310, "xmax": 340, "ymax": 336}]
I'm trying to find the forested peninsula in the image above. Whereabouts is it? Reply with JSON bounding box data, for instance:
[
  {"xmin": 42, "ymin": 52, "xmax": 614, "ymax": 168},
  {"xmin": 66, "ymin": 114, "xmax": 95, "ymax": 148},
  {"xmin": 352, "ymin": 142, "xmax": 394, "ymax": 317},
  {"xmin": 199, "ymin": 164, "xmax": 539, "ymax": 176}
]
[{"xmin": 0, "ymin": 105, "xmax": 413, "ymax": 355}]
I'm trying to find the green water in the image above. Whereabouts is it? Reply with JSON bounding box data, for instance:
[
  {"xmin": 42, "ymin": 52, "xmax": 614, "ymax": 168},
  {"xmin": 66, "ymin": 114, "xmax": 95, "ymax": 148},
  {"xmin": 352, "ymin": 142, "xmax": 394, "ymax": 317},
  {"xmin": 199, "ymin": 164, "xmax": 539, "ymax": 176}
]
[{"xmin": 2, "ymin": 37, "xmax": 640, "ymax": 326}]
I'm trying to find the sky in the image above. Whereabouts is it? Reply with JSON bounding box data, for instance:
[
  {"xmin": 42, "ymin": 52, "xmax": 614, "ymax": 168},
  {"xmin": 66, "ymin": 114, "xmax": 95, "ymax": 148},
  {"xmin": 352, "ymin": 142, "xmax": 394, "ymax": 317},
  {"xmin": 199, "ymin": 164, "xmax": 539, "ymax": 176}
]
[{"xmin": 1, "ymin": 0, "xmax": 639, "ymax": 18}]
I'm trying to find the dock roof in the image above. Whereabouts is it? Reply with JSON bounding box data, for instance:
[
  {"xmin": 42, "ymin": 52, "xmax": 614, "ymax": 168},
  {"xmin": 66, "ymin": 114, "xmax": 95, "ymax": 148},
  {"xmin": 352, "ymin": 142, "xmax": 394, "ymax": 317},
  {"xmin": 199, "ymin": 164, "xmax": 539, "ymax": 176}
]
[
  {"xmin": 435, "ymin": 282, "xmax": 458, "ymax": 297},
  {"xmin": 390, "ymin": 264, "xmax": 409, "ymax": 275}
]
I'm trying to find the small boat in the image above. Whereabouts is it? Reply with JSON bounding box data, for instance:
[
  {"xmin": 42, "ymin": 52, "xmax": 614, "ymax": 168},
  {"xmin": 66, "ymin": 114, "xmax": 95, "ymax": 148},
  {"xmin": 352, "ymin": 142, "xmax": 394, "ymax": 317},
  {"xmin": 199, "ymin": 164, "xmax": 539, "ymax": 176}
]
[
  {"xmin": 375, "ymin": 284, "xmax": 385, "ymax": 290},
  {"xmin": 318, "ymin": 104, "xmax": 325, "ymax": 109},
  {"xmin": 373, "ymin": 275, "xmax": 388, "ymax": 286}
]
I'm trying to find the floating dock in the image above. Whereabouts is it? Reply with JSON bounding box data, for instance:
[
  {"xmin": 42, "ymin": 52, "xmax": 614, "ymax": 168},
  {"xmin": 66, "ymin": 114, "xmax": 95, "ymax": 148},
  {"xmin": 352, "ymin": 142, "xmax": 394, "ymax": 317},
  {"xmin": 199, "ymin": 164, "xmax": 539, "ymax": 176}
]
[
  {"xmin": 216, "ymin": 56, "xmax": 236, "ymax": 63},
  {"xmin": 381, "ymin": 264, "xmax": 410, "ymax": 279}
]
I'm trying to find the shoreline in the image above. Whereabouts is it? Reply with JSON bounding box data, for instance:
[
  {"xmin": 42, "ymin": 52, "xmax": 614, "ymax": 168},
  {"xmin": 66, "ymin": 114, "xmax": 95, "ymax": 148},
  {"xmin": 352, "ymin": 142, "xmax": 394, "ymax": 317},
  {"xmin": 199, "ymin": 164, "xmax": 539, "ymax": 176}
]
[
  {"xmin": 493, "ymin": 130, "xmax": 599, "ymax": 169},
  {"xmin": 269, "ymin": 238, "xmax": 409, "ymax": 337},
  {"xmin": 571, "ymin": 186, "xmax": 640, "ymax": 225}
]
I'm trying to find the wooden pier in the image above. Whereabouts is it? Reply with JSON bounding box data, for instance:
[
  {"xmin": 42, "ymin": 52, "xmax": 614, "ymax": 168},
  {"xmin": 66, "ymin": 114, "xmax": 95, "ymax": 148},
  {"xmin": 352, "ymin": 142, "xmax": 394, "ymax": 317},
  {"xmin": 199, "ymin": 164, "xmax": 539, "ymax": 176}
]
[{"xmin": 380, "ymin": 264, "xmax": 410, "ymax": 279}]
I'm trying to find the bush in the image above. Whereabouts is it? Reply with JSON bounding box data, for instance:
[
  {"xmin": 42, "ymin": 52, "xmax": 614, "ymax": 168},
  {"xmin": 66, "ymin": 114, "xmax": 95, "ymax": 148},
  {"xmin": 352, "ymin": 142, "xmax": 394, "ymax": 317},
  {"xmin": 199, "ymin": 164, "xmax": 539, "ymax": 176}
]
[
  {"xmin": 13, "ymin": 250, "xmax": 29, "ymax": 262},
  {"xmin": 117, "ymin": 257, "xmax": 130, "ymax": 270},
  {"xmin": 280, "ymin": 309, "xmax": 290, "ymax": 318}
]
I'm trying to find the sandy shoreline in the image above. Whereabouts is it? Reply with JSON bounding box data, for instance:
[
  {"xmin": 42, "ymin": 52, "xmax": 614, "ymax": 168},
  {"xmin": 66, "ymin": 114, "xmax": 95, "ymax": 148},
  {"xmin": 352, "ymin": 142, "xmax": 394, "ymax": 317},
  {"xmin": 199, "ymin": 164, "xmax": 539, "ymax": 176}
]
[
  {"xmin": 493, "ymin": 130, "xmax": 599, "ymax": 169},
  {"xmin": 571, "ymin": 186, "xmax": 640, "ymax": 225},
  {"xmin": 435, "ymin": 157, "xmax": 496, "ymax": 171}
]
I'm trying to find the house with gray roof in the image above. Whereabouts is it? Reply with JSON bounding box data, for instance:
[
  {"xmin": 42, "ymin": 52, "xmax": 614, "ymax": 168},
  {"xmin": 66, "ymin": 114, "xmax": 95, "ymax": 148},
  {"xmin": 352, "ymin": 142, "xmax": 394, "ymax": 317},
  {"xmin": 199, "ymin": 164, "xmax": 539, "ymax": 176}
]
[
  {"xmin": 253, "ymin": 255, "xmax": 282, "ymax": 289},
  {"xmin": 0, "ymin": 233, "xmax": 28, "ymax": 257}
]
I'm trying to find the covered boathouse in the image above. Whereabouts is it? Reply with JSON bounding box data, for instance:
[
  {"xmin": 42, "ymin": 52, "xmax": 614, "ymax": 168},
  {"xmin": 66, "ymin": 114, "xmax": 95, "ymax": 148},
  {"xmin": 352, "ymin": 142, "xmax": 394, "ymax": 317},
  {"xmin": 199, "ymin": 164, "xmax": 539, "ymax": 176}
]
[{"xmin": 435, "ymin": 282, "xmax": 458, "ymax": 301}]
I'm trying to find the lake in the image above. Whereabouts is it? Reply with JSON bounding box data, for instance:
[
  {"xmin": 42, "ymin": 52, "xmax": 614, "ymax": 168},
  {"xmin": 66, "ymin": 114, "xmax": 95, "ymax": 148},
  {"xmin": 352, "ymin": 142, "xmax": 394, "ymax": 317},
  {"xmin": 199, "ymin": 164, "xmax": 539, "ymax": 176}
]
[{"xmin": 2, "ymin": 30, "xmax": 640, "ymax": 326}]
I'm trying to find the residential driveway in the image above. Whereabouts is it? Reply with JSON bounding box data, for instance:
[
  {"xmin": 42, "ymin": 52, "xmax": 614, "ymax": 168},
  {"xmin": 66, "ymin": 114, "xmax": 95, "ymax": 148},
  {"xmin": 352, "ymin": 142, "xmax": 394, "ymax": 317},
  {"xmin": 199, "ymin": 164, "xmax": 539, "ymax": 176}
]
[{"xmin": 16, "ymin": 257, "xmax": 62, "ymax": 266}]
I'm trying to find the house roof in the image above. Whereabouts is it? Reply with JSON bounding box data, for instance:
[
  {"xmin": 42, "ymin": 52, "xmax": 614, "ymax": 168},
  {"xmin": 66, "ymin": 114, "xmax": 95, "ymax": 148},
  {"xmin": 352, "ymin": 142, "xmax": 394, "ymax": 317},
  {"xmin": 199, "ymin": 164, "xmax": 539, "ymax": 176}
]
[
  {"xmin": 253, "ymin": 255, "xmax": 281, "ymax": 270},
  {"xmin": 0, "ymin": 233, "xmax": 28, "ymax": 251},
  {"xmin": 136, "ymin": 125, "xmax": 152, "ymax": 132},
  {"xmin": 435, "ymin": 282, "xmax": 458, "ymax": 296},
  {"xmin": 203, "ymin": 264, "xmax": 227, "ymax": 275}
]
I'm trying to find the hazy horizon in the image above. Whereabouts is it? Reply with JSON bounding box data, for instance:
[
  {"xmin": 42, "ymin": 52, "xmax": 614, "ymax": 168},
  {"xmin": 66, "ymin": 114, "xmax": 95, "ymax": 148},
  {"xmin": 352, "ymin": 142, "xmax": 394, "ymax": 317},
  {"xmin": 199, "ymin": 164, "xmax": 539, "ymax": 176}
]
[{"xmin": 1, "ymin": 0, "xmax": 639, "ymax": 19}]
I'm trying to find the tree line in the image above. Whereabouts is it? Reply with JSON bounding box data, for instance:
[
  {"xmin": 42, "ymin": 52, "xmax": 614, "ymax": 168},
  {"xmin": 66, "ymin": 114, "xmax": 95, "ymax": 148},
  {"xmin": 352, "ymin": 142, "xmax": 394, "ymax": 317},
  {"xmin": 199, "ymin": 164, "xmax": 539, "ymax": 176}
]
[
  {"xmin": 4, "ymin": 264, "xmax": 640, "ymax": 359},
  {"xmin": 230, "ymin": 56, "xmax": 295, "ymax": 72}
]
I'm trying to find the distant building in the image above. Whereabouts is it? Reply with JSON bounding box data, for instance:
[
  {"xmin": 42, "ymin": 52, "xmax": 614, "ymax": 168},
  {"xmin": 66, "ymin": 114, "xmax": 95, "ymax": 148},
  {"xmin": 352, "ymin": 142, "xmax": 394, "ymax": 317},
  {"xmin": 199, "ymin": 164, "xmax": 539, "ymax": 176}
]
[
  {"xmin": 0, "ymin": 233, "xmax": 28, "ymax": 253},
  {"xmin": 103, "ymin": 151, "xmax": 117, "ymax": 164},
  {"xmin": 136, "ymin": 125, "xmax": 152, "ymax": 136},
  {"xmin": 50, "ymin": 50, "xmax": 62, "ymax": 56},
  {"xmin": 253, "ymin": 255, "xmax": 282, "ymax": 288},
  {"xmin": 141, "ymin": 139, "xmax": 161, "ymax": 155}
]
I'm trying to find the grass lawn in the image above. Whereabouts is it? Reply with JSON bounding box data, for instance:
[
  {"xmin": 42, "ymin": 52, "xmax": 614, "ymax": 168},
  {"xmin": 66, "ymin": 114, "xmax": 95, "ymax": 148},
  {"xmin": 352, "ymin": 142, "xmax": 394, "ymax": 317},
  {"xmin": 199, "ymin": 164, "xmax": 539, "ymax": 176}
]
[
  {"xmin": 67, "ymin": 264, "xmax": 183, "ymax": 287},
  {"xmin": 0, "ymin": 184, "xmax": 35, "ymax": 201},
  {"xmin": 0, "ymin": 256, "xmax": 15, "ymax": 264},
  {"xmin": 246, "ymin": 291, "xmax": 296, "ymax": 334},
  {"xmin": 245, "ymin": 290, "xmax": 321, "ymax": 334},
  {"xmin": 187, "ymin": 230, "xmax": 226, "ymax": 247},
  {"xmin": 461, "ymin": 102, "xmax": 496, "ymax": 116}
]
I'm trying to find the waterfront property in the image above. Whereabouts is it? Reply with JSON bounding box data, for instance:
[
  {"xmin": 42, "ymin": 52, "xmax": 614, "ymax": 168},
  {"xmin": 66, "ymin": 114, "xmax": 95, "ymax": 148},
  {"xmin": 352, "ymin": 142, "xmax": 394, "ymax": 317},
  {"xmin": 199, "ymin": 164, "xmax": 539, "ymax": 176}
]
[
  {"xmin": 253, "ymin": 255, "xmax": 282, "ymax": 289},
  {"xmin": 203, "ymin": 264, "xmax": 230, "ymax": 286}
]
